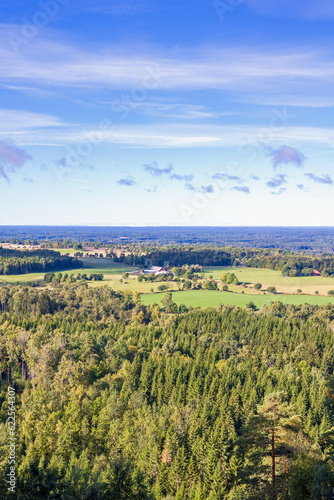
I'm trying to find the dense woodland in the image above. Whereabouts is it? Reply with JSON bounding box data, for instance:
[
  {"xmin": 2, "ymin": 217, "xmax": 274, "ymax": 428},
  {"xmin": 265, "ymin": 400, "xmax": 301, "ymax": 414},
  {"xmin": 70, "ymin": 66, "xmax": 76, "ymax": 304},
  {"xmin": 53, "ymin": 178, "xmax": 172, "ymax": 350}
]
[
  {"xmin": 0, "ymin": 284, "xmax": 334, "ymax": 499},
  {"xmin": 0, "ymin": 248, "xmax": 82, "ymax": 276}
]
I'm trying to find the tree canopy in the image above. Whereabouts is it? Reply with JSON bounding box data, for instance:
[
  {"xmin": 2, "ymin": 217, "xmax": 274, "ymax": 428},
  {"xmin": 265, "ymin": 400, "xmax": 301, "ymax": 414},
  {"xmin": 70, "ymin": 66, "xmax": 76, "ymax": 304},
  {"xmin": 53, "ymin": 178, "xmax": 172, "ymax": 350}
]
[{"xmin": 0, "ymin": 284, "xmax": 334, "ymax": 498}]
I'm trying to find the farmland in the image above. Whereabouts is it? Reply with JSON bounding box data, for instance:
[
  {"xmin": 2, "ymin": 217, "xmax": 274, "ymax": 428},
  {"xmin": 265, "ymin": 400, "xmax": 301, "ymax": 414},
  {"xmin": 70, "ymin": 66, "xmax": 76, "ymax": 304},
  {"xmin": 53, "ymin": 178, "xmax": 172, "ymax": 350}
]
[{"xmin": 1, "ymin": 255, "xmax": 334, "ymax": 308}]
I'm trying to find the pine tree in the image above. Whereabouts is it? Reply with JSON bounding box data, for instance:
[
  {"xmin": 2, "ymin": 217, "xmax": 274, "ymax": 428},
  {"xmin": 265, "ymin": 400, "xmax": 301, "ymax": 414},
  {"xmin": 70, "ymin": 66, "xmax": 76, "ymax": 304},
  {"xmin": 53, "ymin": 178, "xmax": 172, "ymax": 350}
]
[{"xmin": 239, "ymin": 391, "xmax": 303, "ymax": 498}]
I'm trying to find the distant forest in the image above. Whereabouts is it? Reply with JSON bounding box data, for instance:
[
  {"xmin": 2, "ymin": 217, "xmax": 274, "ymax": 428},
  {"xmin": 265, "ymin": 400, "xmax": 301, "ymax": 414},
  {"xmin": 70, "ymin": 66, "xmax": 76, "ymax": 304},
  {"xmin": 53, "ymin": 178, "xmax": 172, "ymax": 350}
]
[
  {"xmin": 0, "ymin": 284, "xmax": 334, "ymax": 498},
  {"xmin": 0, "ymin": 248, "xmax": 82, "ymax": 275},
  {"xmin": 1, "ymin": 226, "xmax": 334, "ymax": 253}
]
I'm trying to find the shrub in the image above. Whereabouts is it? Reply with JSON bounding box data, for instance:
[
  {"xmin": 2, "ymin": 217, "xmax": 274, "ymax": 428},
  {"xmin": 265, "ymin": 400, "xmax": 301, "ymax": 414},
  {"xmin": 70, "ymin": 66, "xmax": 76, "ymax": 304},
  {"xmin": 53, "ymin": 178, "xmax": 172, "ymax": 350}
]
[
  {"xmin": 246, "ymin": 301, "xmax": 257, "ymax": 310},
  {"xmin": 158, "ymin": 284, "xmax": 169, "ymax": 292},
  {"xmin": 44, "ymin": 272, "xmax": 55, "ymax": 283},
  {"xmin": 203, "ymin": 280, "xmax": 218, "ymax": 290},
  {"xmin": 221, "ymin": 272, "xmax": 240, "ymax": 285},
  {"xmin": 178, "ymin": 304, "xmax": 188, "ymax": 313}
]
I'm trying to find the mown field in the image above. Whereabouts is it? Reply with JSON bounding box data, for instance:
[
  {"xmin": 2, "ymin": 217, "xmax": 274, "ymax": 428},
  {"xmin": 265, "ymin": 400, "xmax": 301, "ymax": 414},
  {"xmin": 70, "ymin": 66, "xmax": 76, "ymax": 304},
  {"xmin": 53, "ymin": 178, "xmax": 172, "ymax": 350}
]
[{"xmin": 141, "ymin": 289, "xmax": 334, "ymax": 309}]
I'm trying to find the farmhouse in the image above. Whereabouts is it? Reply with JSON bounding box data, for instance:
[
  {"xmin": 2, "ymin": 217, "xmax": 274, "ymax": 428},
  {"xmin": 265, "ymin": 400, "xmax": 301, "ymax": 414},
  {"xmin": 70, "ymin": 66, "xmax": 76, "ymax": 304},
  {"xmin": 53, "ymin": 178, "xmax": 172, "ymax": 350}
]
[
  {"xmin": 144, "ymin": 266, "xmax": 167, "ymax": 274},
  {"xmin": 312, "ymin": 270, "xmax": 321, "ymax": 276}
]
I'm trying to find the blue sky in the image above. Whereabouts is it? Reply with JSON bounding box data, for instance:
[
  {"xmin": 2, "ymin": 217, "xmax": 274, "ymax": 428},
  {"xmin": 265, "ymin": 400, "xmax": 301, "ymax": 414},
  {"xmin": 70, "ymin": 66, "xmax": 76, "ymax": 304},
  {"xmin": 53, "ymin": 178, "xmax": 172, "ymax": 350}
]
[{"xmin": 0, "ymin": 0, "xmax": 334, "ymax": 225}]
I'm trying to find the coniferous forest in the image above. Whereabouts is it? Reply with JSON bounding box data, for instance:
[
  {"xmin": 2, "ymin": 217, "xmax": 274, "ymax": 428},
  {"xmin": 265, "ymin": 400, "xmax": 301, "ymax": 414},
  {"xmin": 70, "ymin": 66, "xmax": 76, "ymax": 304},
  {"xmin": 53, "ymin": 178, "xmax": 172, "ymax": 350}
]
[
  {"xmin": 2, "ymin": 0, "xmax": 334, "ymax": 495},
  {"xmin": 0, "ymin": 283, "xmax": 334, "ymax": 499},
  {"xmin": 0, "ymin": 248, "xmax": 82, "ymax": 276}
]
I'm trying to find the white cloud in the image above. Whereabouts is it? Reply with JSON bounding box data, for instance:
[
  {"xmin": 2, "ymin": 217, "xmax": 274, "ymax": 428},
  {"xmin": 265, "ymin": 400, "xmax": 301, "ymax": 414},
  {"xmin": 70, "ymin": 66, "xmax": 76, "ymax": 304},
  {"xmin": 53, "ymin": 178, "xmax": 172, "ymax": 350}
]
[
  {"xmin": 108, "ymin": 102, "xmax": 234, "ymax": 120},
  {"xmin": 233, "ymin": 93, "xmax": 334, "ymax": 108},
  {"xmin": 0, "ymin": 109, "xmax": 66, "ymax": 132},
  {"xmin": 55, "ymin": 124, "xmax": 334, "ymax": 149},
  {"xmin": 4, "ymin": 120, "xmax": 334, "ymax": 149},
  {"xmin": 0, "ymin": 84, "xmax": 58, "ymax": 98},
  {"xmin": 1, "ymin": 26, "xmax": 334, "ymax": 94}
]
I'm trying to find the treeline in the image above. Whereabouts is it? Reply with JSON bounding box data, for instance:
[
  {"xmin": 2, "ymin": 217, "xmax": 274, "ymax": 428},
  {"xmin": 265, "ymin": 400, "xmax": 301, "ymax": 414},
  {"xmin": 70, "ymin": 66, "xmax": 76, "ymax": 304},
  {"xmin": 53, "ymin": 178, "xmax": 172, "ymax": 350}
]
[
  {"xmin": 44, "ymin": 272, "xmax": 104, "ymax": 283},
  {"xmin": 112, "ymin": 246, "xmax": 257, "ymax": 267},
  {"xmin": 113, "ymin": 245, "xmax": 334, "ymax": 276},
  {"xmin": 0, "ymin": 248, "xmax": 82, "ymax": 275},
  {"xmin": 246, "ymin": 254, "xmax": 334, "ymax": 277},
  {"xmin": 0, "ymin": 284, "xmax": 334, "ymax": 498}
]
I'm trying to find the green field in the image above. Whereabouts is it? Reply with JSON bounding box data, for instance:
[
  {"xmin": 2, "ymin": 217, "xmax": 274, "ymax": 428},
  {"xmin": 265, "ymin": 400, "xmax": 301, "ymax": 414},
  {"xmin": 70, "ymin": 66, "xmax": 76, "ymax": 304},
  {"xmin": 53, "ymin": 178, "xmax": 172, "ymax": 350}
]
[
  {"xmin": 141, "ymin": 290, "xmax": 334, "ymax": 309},
  {"xmin": 204, "ymin": 266, "xmax": 334, "ymax": 295},
  {"xmin": 57, "ymin": 248, "xmax": 78, "ymax": 255},
  {"xmin": 68, "ymin": 257, "xmax": 135, "ymax": 275},
  {"xmin": 0, "ymin": 258, "xmax": 135, "ymax": 286},
  {"xmin": 0, "ymin": 273, "xmax": 47, "ymax": 286}
]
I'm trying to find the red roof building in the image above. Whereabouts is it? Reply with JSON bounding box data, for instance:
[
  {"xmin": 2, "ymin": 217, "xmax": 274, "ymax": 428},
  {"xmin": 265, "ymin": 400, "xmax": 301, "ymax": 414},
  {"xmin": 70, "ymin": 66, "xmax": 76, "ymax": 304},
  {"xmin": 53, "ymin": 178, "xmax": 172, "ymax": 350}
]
[{"xmin": 312, "ymin": 270, "xmax": 321, "ymax": 276}]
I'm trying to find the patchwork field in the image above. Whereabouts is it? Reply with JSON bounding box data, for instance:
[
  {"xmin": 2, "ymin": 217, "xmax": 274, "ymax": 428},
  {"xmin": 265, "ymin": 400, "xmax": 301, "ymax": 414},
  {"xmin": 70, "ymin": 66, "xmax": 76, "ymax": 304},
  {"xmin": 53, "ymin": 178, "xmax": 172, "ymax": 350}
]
[{"xmin": 2, "ymin": 256, "xmax": 334, "ymax": 308}]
